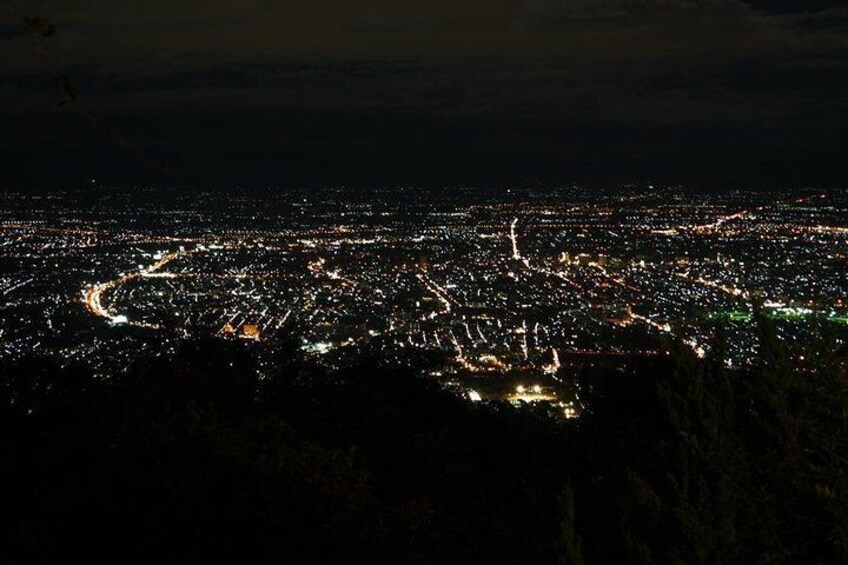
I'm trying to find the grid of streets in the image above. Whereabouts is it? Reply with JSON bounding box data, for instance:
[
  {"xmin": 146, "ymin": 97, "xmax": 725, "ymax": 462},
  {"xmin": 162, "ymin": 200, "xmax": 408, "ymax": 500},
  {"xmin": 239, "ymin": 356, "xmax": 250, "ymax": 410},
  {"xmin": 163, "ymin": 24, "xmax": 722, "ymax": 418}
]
[{"xmin": 2, "ymin": 186, "xmax": 846, "ymax": 406}]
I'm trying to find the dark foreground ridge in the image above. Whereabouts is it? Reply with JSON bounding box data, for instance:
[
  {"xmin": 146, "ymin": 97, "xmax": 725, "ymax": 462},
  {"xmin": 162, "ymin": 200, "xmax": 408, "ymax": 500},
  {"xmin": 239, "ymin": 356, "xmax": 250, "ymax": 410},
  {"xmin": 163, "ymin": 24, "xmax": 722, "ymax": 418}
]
[{"xmin": 2, "ymin": 320, "xmax": 847, "ymax": 564}]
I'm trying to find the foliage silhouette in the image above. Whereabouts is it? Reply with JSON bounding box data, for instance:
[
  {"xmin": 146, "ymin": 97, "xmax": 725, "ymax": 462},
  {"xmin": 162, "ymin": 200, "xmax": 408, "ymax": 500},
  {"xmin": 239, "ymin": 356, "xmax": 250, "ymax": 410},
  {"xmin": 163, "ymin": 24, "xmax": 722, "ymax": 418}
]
[{"xmin": 0, "ymin": 324, "xmax": 846, "ymax": 564}]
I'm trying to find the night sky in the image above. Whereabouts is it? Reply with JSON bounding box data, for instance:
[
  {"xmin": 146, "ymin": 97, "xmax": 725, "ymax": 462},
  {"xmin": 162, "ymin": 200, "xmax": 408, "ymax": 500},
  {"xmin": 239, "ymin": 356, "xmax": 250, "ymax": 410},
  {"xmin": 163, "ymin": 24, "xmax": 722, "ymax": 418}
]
[{"xmin": 1, "ymin": 0, "xmax": 846, "ymax": 187}]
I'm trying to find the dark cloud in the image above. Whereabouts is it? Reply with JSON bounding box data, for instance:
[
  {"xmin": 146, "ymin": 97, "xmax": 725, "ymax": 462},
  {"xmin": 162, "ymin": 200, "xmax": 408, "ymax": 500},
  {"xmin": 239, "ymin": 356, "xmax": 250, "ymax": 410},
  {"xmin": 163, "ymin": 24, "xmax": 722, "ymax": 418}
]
[
  {"xmin": 742, "ymin": 0, "xmax": 843, "ymax": 14},
  {"xmin": 0, "ymin": 0, "xmax": 845, "ymax": 186}
]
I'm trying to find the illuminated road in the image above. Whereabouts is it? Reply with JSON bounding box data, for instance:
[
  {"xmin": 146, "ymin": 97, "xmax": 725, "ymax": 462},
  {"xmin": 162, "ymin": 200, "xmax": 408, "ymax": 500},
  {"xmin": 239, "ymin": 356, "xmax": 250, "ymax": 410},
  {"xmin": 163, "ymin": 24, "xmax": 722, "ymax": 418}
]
[
  {"xmin": 510, "ymin": 218, "xmax": 521, "ymax": 260},
  {"xmin": 83, "ymin": 249, "xmax": 185, "ymax": 326}
]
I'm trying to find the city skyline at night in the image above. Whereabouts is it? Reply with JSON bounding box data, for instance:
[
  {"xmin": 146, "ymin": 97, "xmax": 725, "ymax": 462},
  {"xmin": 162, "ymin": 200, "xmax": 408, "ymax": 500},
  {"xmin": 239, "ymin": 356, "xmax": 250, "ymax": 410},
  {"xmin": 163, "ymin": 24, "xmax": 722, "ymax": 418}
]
[
  {"xmin": 2, "ymin": 2, "xmax": 847, "ymax": 563},
  {"xmin": 2, "ymin": 184, "xmax": 845, "ymax": 411}
]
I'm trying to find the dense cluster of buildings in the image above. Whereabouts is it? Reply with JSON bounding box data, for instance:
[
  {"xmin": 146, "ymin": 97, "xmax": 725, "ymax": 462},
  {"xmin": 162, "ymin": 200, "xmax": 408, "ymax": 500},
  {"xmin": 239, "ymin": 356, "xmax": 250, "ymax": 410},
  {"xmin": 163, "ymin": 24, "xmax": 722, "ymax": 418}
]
[{"xmin": 1, "ymin": 185, "xmax": 846, "ymax": 409}]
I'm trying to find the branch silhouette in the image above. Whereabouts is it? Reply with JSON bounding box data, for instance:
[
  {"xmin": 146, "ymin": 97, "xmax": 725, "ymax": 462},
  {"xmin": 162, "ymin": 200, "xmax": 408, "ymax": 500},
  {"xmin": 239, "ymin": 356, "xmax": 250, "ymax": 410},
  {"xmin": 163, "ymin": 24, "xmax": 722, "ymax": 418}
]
[{"xmin": 7, "ymin": 1, "xmax": 169, "ymax": 174}]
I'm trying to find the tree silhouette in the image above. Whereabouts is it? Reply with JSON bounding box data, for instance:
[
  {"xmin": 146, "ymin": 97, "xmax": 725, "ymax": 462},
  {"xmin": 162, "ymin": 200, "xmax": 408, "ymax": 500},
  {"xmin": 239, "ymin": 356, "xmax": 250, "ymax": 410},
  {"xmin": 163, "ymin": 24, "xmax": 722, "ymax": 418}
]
[
  {"xmin": 1, "ymin": 326, "xmax": 846, "ymax": 564},
  {"xmin": 7, "ymin": 1, "xmax": 168, "ymax": 174}
]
